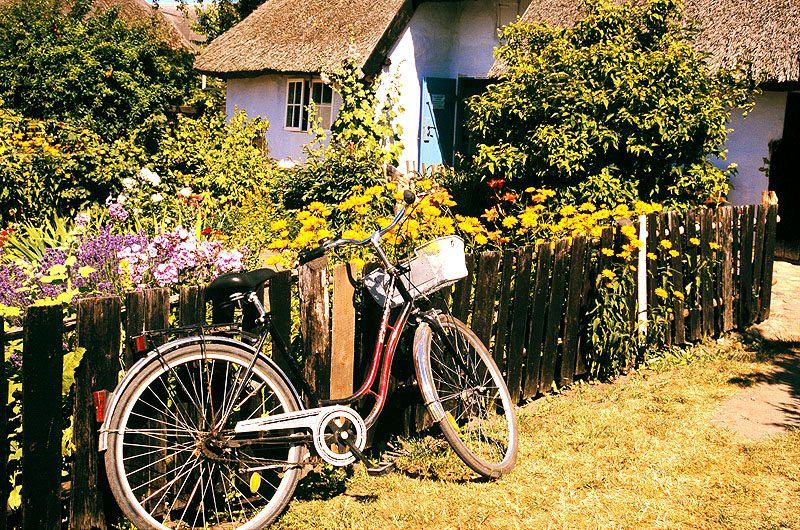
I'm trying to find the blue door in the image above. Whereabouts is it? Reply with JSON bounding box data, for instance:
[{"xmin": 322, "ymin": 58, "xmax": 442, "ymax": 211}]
[{"xmin": 419, "ymin": 77, "xmax": 457, "ymax": 168}]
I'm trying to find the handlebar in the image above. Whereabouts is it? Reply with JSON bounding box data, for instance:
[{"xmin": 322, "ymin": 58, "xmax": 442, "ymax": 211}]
[{"xmin": 296, "ymin": 188, "xmax": 432, "ymax": 266}]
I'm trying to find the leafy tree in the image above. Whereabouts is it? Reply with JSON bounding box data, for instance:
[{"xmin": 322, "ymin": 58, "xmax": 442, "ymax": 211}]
[
  {"xmin": 468, "ymin": 0, "xmax": 755, "ymax": 207},
  {"xmin": 179, "ymin": 0, "xmax": 266, "ymax": 41},
  {"xmin": 0, "ymin": 0, "xmax": 197, "ymax": 141}
]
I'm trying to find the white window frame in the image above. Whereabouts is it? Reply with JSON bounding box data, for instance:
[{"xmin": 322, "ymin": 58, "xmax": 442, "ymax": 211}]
[
  {"xmin": 285, "ymin": 78, "xmax": 305, "ymax": 131},
  {"xmin": 284, "ymin": 77, "xmax": 335, "ymax": 132}
]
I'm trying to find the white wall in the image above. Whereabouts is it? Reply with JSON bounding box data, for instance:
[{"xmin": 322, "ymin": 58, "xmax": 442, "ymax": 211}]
[
  {"xmin": 720, "ymin": 91, "xmax": 787, "ymax": 205},
  {"xmin": 227, "ymin": 75, "xmax": 340, "ymax": 162},
  {"xmin": 386, "ymin": 0, "xmax": 504, "ymax": 170}
]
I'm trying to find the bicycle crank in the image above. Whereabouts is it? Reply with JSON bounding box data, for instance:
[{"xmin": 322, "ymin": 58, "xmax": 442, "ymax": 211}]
[{"xmin": 233, "ymin": 405, "xmax": 367, "ymax": 466}]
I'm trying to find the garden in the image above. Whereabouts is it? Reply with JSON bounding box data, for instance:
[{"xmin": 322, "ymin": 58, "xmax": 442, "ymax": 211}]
[{"xmin": 0, "ymin": 0, "xmax": 774, "ymax": 527}]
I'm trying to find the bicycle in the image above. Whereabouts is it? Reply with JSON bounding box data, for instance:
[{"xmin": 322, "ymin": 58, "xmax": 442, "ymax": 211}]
[{"xmin": 98, "ymin": 188, "xmax": 519, "ymax": 530}]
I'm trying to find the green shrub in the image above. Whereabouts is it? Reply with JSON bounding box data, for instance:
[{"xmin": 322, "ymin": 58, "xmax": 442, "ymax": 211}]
[{"xmin": 468, "ymin": 0, "xmax": 755, "ymax": 208}]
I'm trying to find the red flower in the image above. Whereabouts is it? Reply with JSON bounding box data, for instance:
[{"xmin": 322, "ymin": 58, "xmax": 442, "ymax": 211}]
[
  {"xmin": 501, "ymin": 191, "xmax": 518, "ymax": 202},
  {"xmin": 487, "ymin": 179, "xmax": 505, "ymax": 189}
]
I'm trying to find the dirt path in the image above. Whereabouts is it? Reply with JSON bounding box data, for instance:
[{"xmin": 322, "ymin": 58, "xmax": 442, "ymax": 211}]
[{"xmin": 711, "ymin": 260, "xmax": 800, "ymax": 440}]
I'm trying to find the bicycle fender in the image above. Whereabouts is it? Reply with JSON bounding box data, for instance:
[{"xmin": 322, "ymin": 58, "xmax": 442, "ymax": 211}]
[{"xmin": 98, "ymin": 335, "xmax": 303, "ymax": 451}]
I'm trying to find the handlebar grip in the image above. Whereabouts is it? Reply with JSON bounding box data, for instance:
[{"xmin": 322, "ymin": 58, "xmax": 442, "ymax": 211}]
[{"xmin": 298, "ymin": 244, "xmax": 327, "ymax": 265}]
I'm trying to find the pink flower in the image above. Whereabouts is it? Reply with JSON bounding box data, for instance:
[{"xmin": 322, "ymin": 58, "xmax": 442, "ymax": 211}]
[{"xmin": 108, "ymin": 203, "xmax": 128, "ymax": 221}]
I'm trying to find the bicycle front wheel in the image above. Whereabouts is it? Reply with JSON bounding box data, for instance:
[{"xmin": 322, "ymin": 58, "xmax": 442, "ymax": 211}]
[
  {"xmin": 414, "ymin": 315, "xmax": 518, "ymax": 478},
  {"xmin": 105, "ymin": 343, "xmax": 304, "ymax": 530}
]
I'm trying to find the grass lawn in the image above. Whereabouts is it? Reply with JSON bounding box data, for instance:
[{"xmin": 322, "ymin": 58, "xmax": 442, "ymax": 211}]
[{"xmin": 272, "ymin": 337, "xmax": 800, "ymax": 530}]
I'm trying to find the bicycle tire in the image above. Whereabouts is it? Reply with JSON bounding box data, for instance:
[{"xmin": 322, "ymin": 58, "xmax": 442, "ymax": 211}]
[
  {"xmin": 414, "ymin": 315, "xmax": 518, "ymax": 478},
  {"xmin": 105, "ymin": 343, "xmax": 304, "ymax": 530}
]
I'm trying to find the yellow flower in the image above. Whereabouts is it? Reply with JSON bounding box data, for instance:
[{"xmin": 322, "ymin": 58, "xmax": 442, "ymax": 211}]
[
  {"xmin": 307, "ymin": 201, "xmax": 326, "ymax": 212},
  {"xmin": 689, "ymin": 237, "xmax": 700, "ymax": 246},
  {"xmin": 620, "ymin": 225, "xmax": 637, "ymax": 239},
  {"xmin": 267, "ymin": 239, "xmax": 289, "ymax": 250},
  {"xmin": 351, "ymin": 258, "xmax": 365, "ymax": 271},
  {"xmin": 502, "ymin": 216, "xmax": 519, "ymax": 228},
  {"xmin": 601, "ymin": 248, "xmax": 615, "ymax": 257},
  {"xmin": 605, "ymin": 282, "xmax": 614, "ymax": 289},
  {"xmin": 647, "ymin": 252, "xmax": 657, "ymax": 260},
  {"xmin": 271, "ymin": 219, "xmax": 288, "ymax": 231},
  {"xmin": 660, "ymin": 239, "xmax": 672, "ymax": 249},
  {"xmin": 474, "ymin": 233, "xmax": 488, "ymax": 246},
  {"xmin": 654, "ymin": 287, "xmax": 668, "ymax": 299},
  {"xmin": 669, "ymin": 249, "xmax": 679, "ymax": 258},
  {"xmin": 601, "ymin": 269, "xmax": 616, "ymax": 280},
  {"xmin": 673, "ymin": 290, "xmax": 685, "ymax": 300},
  {"xmin": 709, "ymin": 242, "xmax": 720, "ymax": 250},
  {"xmin": 560, "ymin": 205, "xmax": 578, "ymax": 217},
  {"xmin": 629, "ymin": 265, "xmax": 637, "ymax": 272},
  {"xmin": 386, "ymin": 182, "xmax": 397, "ymax": 191}
]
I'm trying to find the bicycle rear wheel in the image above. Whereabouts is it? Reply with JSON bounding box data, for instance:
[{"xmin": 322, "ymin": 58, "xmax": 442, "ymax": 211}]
[
  {"xmin": 105, "ymin": 343, "xmax": 304, "ymax": 530},
  {"xmin": 414, "ymin": 315, "xmax": 518, "ymax": 478}
]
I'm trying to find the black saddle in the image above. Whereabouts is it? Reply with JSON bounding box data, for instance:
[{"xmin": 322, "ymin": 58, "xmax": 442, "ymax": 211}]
[{"xmin": 205, "ymin": 268, "xmax": 276, "ymax": 305}]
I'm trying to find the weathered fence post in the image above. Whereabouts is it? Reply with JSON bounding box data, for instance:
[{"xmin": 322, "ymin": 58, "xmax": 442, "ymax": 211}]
[
  {"xmin": 70, "ymin": 296, "xmax": 122, "ymax": 530},
  {"xmin": 492, "ymin": 250, "xmax": 514, "ymax": 372},
  {"xmin": 759, "ymin": 205, "xmax": 779, "ymax": 321},
  {"xmin": 507, "ymin": 246, "xmax": 533, "ymax": 403},
  {"xmin": 331, "ymin": 263, "xmax": 357, "ymax": 399},
  {"xmin": 21, "ymin": 305, "xmax": 63, "ymax": 530},
  {"xmin": 299, "ymin": 257, "xmax": 331, "ymax": 402},
  {"xmin": 524, "ymin": 242, "xmax": 551, "ymax": 399},
  {"xmin": 561, "ymin": 235, "xmax": 587, "ymax": 387},
  {"xmin": 471, "ymin": 251, "xmax": 501, "ymax": 349}
]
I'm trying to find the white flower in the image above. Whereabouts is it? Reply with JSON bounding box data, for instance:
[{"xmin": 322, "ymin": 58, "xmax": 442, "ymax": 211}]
[
  {"xmin": 278, "ymin": 159, "xmax": 297, "ymax": 169},
  {"xmin": 179, "ymin": 187, "xmax": 192, "ymax": 197},
  {"xmin": 151, "ymin": 193, "xmax": 163, "ymax": 203},
  {"xmin": 117, "ymin": 194, "xmax": 128, "ymax": 205},
  {"xmin": 347, "ymin": 43, "xmax": 357, "ymax": 59},
  {"xmin": 320, "ymin": 72, "xmax": 331, "ymax": 85},
  {"xmin": 139, "ymin": 168, "xmax": 161, "ymax": 187},
  {"xmin": 122, "ymin": 177, "xmax": 135, "ymax": 190}
]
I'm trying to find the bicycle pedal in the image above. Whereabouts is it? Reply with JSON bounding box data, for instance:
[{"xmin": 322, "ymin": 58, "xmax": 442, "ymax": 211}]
[{"xmin": 366, "ymin": 461, "xmax": 395, "ymax": 477}]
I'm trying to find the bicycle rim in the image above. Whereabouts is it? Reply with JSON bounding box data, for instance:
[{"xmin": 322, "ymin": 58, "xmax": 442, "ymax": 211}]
[
  {"xmin": 105, "ymin": 344, "xmax": 304, "ymax": 530},
  {"xmin": 414, "ymin": 315, "xmax": 518, "ymax": 478}
]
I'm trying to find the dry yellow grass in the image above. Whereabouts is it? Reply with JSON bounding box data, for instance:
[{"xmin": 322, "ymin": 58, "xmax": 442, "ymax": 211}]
[{"xmin": 272, "ymin": 337, "xmax": 800, "ymax": 530}]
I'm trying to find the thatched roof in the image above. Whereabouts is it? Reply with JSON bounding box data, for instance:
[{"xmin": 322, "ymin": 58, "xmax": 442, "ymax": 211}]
[
  {"xmin": 194, "ymin": 0, "xmax": 413, "ymax": 77},
  {"xmin": 91, "ymin": 0, "xmax": 199, "ymax": 50},
  {"xmin": 489, "ymin": 0, "xmax": 800, "ymax": 83}
]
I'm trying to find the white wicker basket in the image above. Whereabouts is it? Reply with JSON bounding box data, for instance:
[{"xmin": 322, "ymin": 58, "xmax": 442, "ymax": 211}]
[{"xmin": 363, "ymin": 235, "xmax": 468, "ymax": 308}]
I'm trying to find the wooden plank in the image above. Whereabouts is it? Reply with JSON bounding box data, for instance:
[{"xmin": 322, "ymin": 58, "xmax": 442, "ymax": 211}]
[
  {"xmin": 331, "ymin": 263, "xmax": 357, "ymax": 399},
  {"xmin": 492, "ymin": 250, "xmax": 515, "ymax": 372},
  {"xmin": 124, "ymin": 290, "xmax": 144, "ymax": 368},
  {"xmin": 667, "ymin": 211, "xmax": 686, "ymax": 344},
  {"xmin": 471, "ymin": 251, "xmax": 501, "ymax": 349},
  {"xmin": 560, "ymin": 236, "xmax": 587, "ymax": 387},
  {"xmin": 267, "ymin": 270, "xmax": 294, "ymax": 377},
  {"xmin": 699, "ymin": 209, "xmax": 714, "ymax": 336},
  {"xmin": 179, "ymin": 285, "xmax": 205, "ymax": 328},
  {"xmin": 684, "ymin": 209, "xmax": 701, "ymax": 341},
  {"xmin": 539, "ymin": 238, "xmax": 570, "ymax": 394},
  {"xmin": 506, "ymin": 246, "xmax": 534, "ymax": 404},
  {"xmin": 719, "ymin": 207, "xmax": 735, "ymax": 331},
  {"xmin": 22, "ymin": 305, "xmax": 63, "ymax": 530},
  {"xmin": 739, "ymin": 205, "xmax": 756, "ymax": 327},
  {"xmin": 451, "ymin": 253, "xmax": 475, "ymax": 324},
  {"xmin": 0, "ymin": 318, "xmax": 6, "ymax": 530},
  {"xmin": 751, "ymin": 205, "xmax": 768, "ymax": 319},
  {"xmin": 758, "ymin": 205, "xmax": 779, "ymax": 321},
  {"xmin": 299, "ymin": 256, "xmax": 331, "ymax": 403},
  {"xmin": 576, "ymin": 237, "xmax": 597, "ymax": 376},
  {"xmin": 731, "ymin": 207, "xmax": 742, "ymax": 325},
  {"xmin": 524, "ymin": 242, "xmax": 552, "ymax": 399},
  {"xmin": 70, "ymin": 297, "xmax": 122, "ymax": 530}
]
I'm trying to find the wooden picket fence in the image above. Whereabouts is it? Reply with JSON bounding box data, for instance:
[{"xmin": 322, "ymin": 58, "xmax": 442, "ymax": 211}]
[{"xmin": 0, "ymin": 203, "xmax": 778, "ymax": 529}]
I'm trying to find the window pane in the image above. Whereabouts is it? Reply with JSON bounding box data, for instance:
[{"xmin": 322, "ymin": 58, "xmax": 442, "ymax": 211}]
[
  {"xmin": 312, "ymin": 82, "xmax": 322, "ymax": 103},
  {"xmin": 322, "ymin": 84, "xmax": 332, "ymax": 104},
  {"xmin": 320, "ymin": 107, "xmax": 332, "ymax": 129}
]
